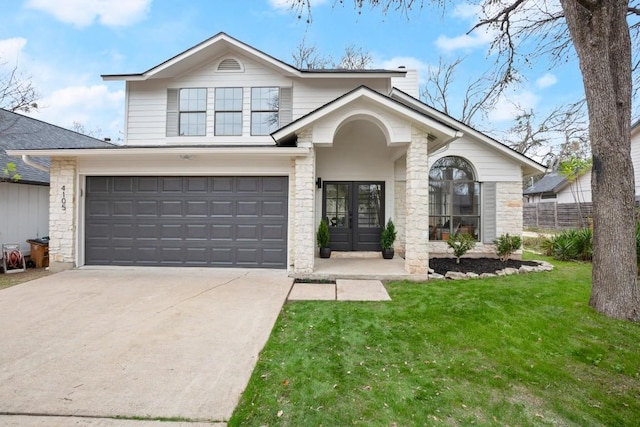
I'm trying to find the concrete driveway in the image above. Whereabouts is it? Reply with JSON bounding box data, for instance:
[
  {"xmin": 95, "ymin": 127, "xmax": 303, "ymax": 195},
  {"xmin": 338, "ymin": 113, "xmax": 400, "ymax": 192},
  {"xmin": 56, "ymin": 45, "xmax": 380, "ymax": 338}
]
[{"xmin": 0, "ymin": 267, "xmax": 293, "ymax": 425}]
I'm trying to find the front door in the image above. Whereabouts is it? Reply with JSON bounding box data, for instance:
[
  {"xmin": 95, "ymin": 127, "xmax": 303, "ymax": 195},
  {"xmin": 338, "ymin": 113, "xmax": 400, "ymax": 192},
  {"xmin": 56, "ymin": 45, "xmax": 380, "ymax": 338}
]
[{"xmin": 322, "ymin": 181, "xmax": 384, "ymax": 251}]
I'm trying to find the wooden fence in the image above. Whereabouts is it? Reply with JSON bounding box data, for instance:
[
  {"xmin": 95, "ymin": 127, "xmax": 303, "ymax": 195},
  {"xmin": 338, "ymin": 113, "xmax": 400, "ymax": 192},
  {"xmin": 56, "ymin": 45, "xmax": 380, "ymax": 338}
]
[{"xmin": 524, "ymin": 202, "xmax": 593, "ymax": 230}]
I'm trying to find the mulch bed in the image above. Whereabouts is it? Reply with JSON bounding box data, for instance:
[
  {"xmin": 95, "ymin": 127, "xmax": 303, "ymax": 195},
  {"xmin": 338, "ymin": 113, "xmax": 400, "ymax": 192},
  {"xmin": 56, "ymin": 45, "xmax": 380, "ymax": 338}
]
[{"xmin": 429, "ymin": 257, "xmax": 541, "ymax": 275}]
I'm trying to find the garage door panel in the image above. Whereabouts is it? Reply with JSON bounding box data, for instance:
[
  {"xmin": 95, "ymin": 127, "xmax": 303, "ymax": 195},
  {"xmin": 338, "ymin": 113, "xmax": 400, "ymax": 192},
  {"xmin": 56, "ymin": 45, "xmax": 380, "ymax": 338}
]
[
  {"xmin": 162, "ymin": 177, "xmax": 183, "ymax": 192},
  {"xmin": 211, "ymin": 201, "xmax": 233, "ymax": 216},
  {"xmin": 237, "ymin": 201, "xmax": 259, "ymax": 217},
  {"xmin": 85, "ymin": 176, "xmax": 288, "ymax": 268},
  {"xmin": 113, "ymin": 177, "xmax": 134, "ymax": 193}
]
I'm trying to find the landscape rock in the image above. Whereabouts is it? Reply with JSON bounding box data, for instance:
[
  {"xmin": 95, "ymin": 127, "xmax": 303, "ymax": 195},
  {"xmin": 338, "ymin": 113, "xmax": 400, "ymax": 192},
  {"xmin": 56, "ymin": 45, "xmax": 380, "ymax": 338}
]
[
  {"xmin": 519, "ymin": 265, "xmax": 537, "ymax": 274},
  {"xmin": 429, "ymin": 273, "xmax": 445, "ymax": 280},
  {"xmin": 445, "ymin": 271, "xmax": 468, "ymax": 280},
  {"xmin": 480, "ymin": 273, "xmax": 497, "ymax": 279},
  {"xmin": 465, "ymin": 272, "xmax": 479, "ymax": 279},
  {"xmin": 503, "ymin": 267, "xmax": 520, "ymax": 275}
]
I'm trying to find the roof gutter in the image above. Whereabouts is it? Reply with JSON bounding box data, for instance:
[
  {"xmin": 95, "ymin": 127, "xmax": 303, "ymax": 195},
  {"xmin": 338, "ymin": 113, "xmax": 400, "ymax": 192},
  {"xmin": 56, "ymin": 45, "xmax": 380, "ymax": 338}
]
[{"xmin": 21, "ymin": 155, "xmax": 50, "ymax": 173}]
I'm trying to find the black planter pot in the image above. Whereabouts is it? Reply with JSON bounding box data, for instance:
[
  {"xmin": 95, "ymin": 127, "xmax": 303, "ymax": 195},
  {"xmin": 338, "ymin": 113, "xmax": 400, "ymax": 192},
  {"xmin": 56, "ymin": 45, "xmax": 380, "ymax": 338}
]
[
  {"xmin": 319, "ymin": 247, "xmax": 332, "ymax": 259},
  {"xmin": 382, "ymin": 248, "xmax": 394, "ymax": 259}
]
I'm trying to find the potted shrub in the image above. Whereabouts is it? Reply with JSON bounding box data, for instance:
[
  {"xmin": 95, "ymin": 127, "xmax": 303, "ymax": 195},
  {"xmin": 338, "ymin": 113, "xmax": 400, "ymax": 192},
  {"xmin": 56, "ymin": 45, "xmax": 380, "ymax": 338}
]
[
  {"xmin": 380, "ymin": 218, "xmax": 397, "ymax": 259},
  {"xmin": 317, "ymin": 219, "xmax": 331, "ymax": 258}
]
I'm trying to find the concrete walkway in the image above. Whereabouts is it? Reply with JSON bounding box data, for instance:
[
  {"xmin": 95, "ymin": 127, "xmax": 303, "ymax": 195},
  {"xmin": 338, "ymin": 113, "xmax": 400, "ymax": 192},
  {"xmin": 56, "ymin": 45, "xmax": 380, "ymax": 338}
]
[
  {"xmin": 288, "ymin": 279, "xmax": 391, "ymax": 301},
  {"xmin": 0, "ymin": 268, "xmax": 292, "ymax": 425}
]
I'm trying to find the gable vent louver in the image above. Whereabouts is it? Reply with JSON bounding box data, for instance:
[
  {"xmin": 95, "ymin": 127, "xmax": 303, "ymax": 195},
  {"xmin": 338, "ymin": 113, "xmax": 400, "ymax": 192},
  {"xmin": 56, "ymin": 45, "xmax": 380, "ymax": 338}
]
[{"xmin": 217, "ymin": 58, "xmax": 242, "ymax": 72}]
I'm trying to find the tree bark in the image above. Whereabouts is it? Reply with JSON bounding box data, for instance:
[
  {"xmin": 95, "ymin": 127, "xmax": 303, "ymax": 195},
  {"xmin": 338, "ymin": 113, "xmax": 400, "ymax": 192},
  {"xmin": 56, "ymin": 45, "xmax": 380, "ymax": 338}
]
[{"xmin": 561, "ymin": 0, "xmax": 640, "ymax": 321}]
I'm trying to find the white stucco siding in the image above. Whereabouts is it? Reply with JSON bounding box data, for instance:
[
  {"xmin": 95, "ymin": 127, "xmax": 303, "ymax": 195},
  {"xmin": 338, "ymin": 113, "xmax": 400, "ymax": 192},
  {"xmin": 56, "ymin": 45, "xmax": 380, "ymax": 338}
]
[
  {"xmin": 292, "ymin": 79, "xmax": 389, "ymax": 121},
  {"xmin": 556, "ymin": 170, "xmax": 592, "ymax": 204},
  {"xmin": 126, "ymin": 80, "xmax": 169, "ymax": 143},
  {"xmin": 430, "ymin": 137, "xmax": 523, "ymax": 182},
  {"xmin": 0, "ymin": 182, "xmax": 49, "ymax": 255},
  {"xmin": 76, "ymin": 154, "xmax": 292, "ymax": 177},
  {"xmin": 314, "ymin": 121, "xmax": 398, "ymax": 227},
  {"xmin": 125, "ymin": 54, "xmax": 293, "ymax": 145},
  {"xmin": 391, "ymin": 69, "xmax": 419, "ymax": 98}
]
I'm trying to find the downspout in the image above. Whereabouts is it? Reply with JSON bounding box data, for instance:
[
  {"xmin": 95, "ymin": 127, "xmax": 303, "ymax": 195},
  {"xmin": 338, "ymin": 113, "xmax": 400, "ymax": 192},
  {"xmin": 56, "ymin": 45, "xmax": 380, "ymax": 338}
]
[{"xmin": 21, "ymin": 155, "xmax": 50, "ymax": 173}]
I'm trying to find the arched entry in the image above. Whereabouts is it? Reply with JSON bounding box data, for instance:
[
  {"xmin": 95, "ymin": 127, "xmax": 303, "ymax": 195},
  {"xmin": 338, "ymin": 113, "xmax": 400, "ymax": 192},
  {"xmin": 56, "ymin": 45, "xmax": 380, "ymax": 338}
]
[
  {"xmin": 316, "ymin": 117, "xmax": 394, "ymax": 251},
  {"xmin": 322, "ymin": 181, "xmax": 384, "ymax": 251}
]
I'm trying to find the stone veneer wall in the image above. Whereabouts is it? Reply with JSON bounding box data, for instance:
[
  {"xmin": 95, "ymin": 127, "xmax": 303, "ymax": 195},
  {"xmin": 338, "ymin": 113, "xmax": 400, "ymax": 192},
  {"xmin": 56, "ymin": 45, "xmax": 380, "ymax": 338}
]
[
  {"xmin": 48, "ymin": 157, "xmax": 77, "ymax": 272},
  {"xmin": 404, "ymin": 128, "xmax": 430, "ymax": 274},
  {"xmin": 495, "ymin": 181, "xmax": 523, "ymax": 237},
  {"xmin": 394, "ymin": 180, "xmax": 406, "ymax": 255},
  {"xmin": 292, "ymin": 129, "xmax": 316, "ymax": 273}
]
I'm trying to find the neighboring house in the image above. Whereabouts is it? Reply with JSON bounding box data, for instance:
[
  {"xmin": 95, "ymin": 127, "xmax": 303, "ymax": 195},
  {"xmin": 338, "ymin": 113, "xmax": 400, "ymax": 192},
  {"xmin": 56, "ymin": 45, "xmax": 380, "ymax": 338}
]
[
  {"xmin": 525, "ymin": 120, "xmax": 640, "ymax": 206},
  {"xmin": 523, "ymin": 170, "xmax": 592, "ymax": 204},
  {"xmin": 7, "ymin": 33, "xmax": 545, "ymax": 274},
  {"xmin": 0, "ymin": 109, "xmax": 111, "ymax": 257}
]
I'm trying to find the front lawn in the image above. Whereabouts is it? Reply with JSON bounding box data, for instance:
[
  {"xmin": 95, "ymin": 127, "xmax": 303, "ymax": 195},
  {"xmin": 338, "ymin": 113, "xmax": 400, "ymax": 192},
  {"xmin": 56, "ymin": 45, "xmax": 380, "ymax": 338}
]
[{"xmin": 230, "ymin": 255, "xmax": 640, "ymax": 426}]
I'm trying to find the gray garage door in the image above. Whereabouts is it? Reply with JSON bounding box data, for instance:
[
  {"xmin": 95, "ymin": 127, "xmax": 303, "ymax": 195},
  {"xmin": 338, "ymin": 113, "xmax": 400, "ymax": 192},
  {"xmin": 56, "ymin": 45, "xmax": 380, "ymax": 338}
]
[{"xmin": 85, "ymin": 176, "xmax": 288, "ymax": 268}]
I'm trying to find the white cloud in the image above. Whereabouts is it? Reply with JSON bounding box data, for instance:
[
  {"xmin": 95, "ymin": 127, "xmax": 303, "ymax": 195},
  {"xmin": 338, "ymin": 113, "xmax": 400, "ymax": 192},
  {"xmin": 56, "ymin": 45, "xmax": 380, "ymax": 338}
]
[
  {"xmin": 488, "ymin": 90, "xmax": 540, "ymax": 122},
  {"xmin": 25, "ymin": 0, "xmax": 151, "ymax": 28},
  {"xmin": 0, "ymin": 37, "xmax": 28, "ymax": 67},
  {"xmin": 435, "ymin": 28, "xmax": 495, "ymax": 52},
  {"xmin": 376, "ymin": 56, "xmax": 430, "ymax": 85},
  {"xmin": 536, "ymin": 73, "xmax": 557, "ymax": 89},
  {"xmin": 30, "ymin": 84, "xmax": 124, "ymax": 138}
]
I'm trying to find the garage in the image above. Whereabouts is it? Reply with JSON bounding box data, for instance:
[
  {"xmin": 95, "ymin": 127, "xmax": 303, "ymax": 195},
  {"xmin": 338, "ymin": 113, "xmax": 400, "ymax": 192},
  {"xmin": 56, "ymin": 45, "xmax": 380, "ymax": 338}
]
[{"xmin": 84, "ymin": 176, "xmax": 288, "ymax": 268}]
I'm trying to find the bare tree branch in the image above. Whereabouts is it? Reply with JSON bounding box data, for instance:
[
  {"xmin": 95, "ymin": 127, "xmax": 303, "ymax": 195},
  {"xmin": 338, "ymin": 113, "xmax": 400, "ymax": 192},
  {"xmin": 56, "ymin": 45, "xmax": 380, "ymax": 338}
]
[{"xmin": 0, "ymin": 61, "xmax": 39, "ymax": 112}]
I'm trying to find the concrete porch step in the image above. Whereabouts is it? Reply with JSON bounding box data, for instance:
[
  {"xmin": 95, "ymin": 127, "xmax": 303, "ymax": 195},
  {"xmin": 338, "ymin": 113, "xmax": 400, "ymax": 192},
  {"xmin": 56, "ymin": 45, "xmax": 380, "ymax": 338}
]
[{"xmin": 328, "ymin": 251, "xmax": 383, "ymax": 259}]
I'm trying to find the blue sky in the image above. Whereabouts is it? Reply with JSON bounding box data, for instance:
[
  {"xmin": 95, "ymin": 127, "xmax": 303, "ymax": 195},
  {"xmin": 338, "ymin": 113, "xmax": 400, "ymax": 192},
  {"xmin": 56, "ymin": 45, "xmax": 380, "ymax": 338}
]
[{"xmin": 0, "ymin": 0, "xmax": 584, "ymax": 143}]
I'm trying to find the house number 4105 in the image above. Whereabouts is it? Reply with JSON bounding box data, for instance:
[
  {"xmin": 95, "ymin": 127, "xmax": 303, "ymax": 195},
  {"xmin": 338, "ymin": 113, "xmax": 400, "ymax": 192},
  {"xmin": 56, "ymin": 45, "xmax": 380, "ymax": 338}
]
[{"xmin": 61, "ymin": 185, "xmax": 67, "ymax": 211}]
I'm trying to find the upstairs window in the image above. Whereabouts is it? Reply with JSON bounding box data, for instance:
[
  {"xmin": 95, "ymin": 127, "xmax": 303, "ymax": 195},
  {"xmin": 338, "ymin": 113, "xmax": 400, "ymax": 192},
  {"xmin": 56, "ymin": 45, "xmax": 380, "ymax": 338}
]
[
  {"xmin": 251, "ymin": 87, "xmax": 279, "ymax": 135},
  {"xmin": 179, "ymin": 88, "xmax": 207, "ymax": 136},
  {"xmin": 215, "ymin": 88, "xmax": 243, "ymax": 136}
]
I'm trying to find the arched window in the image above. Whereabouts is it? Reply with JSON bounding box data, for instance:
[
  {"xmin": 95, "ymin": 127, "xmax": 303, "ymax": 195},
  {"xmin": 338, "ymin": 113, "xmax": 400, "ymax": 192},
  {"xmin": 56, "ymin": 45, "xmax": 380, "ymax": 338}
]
[{"xmin": 429, "ymin": 156, "xmax": 480, "ymax": 241}]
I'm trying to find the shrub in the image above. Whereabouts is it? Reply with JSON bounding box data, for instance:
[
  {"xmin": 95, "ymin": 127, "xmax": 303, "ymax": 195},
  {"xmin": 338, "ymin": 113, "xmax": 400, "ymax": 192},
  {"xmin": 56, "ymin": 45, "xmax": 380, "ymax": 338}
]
[
  {"xmin": 316, "ymin": 219, "xmax": 330, "ymax": 248},
  {"xmin": 494, "ymin": 233, "xmax": 522, "ymax": 262},
  {"xmin": 447, "ymin": 233, "xmax": 476, "ymax": 264},
  {"xmin": 545, "ymin": 228, "xmax": 593, "ymax": 261},
  {"xmin": 381, "ymin": 219, "xmax": 397, "ymax": 250}
]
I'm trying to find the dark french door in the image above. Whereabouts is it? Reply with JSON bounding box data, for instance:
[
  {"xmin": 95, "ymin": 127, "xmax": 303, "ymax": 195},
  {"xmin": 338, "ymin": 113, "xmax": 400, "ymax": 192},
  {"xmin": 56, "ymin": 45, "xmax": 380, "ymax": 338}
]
[{"xmin": 322, "ymin": 181, "xmax": 384, "ymax": 251}]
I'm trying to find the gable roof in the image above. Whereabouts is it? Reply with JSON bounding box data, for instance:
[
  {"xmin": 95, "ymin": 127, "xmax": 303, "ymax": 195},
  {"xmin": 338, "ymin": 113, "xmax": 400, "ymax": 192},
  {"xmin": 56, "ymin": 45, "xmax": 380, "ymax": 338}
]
[
  {"xmin": 271, "ymin": 85, "xmax": 461, "ymax": 148},
  {"xmin": 523, "ymin": 172, "xmax": 568, "ymax": 195},
  {"xmin": 101, "ymin": 32, "xmax": 406, "ymax": 81},
  {"xmin": 389, "ymin": 88, "xmax": 547, "ymax": 177},
  {"xmin": 0, "ymin": 108, "xmax": 114, "ymax": 184}
]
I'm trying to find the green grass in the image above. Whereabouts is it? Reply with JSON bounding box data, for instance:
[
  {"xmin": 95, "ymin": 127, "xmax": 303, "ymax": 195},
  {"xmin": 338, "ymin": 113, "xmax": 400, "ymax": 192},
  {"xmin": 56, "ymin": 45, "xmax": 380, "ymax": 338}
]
[{"xmin": 230, "ymin": 254, "xmax": 640, "ymax": 426}]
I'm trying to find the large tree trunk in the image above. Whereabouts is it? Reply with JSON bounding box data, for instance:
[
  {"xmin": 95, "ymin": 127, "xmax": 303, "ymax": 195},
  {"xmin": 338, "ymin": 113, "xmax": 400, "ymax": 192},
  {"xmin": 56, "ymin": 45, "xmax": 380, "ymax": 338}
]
[{"xmin": 561, "ymin": 0, "xmax": 640, "ymax": 321}]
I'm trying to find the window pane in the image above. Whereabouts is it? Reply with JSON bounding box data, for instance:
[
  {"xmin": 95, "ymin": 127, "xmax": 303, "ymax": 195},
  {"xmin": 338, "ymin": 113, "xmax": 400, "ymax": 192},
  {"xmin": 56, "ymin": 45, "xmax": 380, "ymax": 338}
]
[
  {"xmin": 215, "ymin": 112, "xmax": 242, "ymax": 136},
  {"xmin": 357, "ymin": 184, "xmax": 382, "ymax": 228},
  {"xmin": 429, "ymin": 156, "xmax": 480, "ymax": 241},
  {"xmin": 251, "ymin": 87, "xmax": 279, "ymax": 111},
  {"xmin": 179, "ymin": 88, "xmax": 206, "ymax": 112},
  {"xmin": 251, "ymin": 112, "xmax": 279, "ymax": 135},
  {"xmin": 325, "ymin": 184, "xmax": 349, "ymax": 228},
  {"xmin": 179, "ymin": 112, "xmax": 206, "ymax": 136},
  {"xmin": 215, "ymin": 88, "xmax": 242, "ymax": 111}
]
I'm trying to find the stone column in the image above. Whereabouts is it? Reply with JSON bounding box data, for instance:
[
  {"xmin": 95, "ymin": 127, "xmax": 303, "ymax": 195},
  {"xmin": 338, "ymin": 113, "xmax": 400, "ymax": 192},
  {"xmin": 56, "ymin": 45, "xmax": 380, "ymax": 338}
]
[
  {"xmin": 293, "ymin": 130, "xmax": 316, "ymax": 274},
  {"xmin": 48, "ymin": 157, "xmax": 77, "ymax": 272},
  {"xmin": 404, "ymin": 129, "xmax": 430, "ymax": 274}
]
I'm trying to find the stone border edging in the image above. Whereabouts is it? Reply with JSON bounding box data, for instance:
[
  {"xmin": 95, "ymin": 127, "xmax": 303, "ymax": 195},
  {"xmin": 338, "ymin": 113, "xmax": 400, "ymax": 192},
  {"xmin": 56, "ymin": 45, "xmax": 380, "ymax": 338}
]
[{"xmin": 428, "ymin": 260, "xmax": 554, "ymax": 280}]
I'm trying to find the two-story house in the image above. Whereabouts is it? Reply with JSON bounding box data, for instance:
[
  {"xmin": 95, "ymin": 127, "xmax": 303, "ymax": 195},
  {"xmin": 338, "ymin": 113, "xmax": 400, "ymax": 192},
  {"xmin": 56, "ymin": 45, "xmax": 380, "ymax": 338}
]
[{"xmin": 8, "ymin": 33, "xmax": 545, "ymax": 274}]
